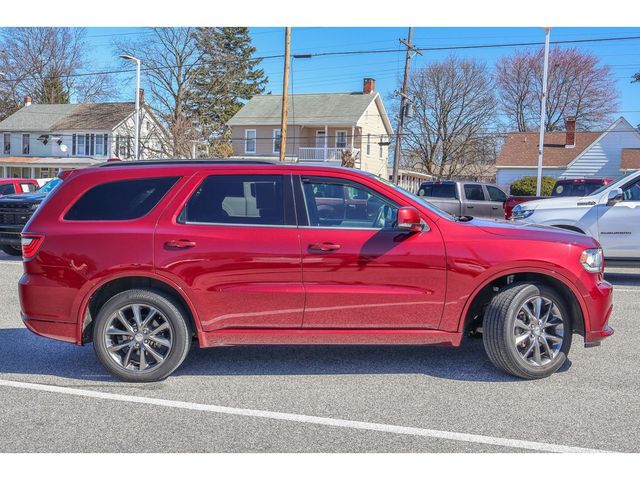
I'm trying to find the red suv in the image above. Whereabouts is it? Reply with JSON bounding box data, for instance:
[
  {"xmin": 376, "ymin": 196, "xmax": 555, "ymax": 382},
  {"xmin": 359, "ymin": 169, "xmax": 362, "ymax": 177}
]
[{"xmin": 19, "ymin": 161, "xmax": 614, "ymax": 382}]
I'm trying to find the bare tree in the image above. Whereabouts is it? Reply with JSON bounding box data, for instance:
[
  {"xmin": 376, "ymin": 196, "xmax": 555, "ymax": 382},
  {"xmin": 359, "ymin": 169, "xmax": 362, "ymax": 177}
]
[
  {"xmin": 399, "ymin": 56, "xmax": 497, "ymax": 179},
  {"xmin": 116, "ymin": 28, "xmax": 201, "ymax": 158},
  {"xmin": 496, "ymin": 47, "xmax": 619, "ymax": 132},
  {"xmin": 0, "ymin": 28, "xmax": 113, "ymax": 119}
]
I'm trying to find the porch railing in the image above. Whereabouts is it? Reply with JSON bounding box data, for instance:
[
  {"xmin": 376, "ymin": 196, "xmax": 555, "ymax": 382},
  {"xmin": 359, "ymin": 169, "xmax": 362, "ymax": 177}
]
[{"xmin": 298, "ymin": 147, "xmax": 360, "ymax": 163}]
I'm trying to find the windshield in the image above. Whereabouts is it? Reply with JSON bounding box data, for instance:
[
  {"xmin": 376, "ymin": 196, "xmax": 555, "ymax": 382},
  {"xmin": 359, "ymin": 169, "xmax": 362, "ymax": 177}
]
[
  {"xmin": 589, "ymin": 171, "xmax": 637, "ymax": 197},
  {"xmin": 38, "ymin": 178, "xmax": 62, "ymax": 195},
  {"xmin": 372, "ymin": 174, "xmax": 456, "ymax": 220}
]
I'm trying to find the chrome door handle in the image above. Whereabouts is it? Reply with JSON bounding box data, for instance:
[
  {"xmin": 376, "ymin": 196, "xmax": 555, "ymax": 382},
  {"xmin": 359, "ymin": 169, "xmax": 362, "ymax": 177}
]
[{"xmin": 308, "ymin": 242, "xmax": 341, "ymax": 253}]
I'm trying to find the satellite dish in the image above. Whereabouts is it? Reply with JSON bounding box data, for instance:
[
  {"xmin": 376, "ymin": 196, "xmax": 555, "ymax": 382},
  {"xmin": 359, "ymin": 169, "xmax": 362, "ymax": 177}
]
[{"xmin": 60, "ymin": 144, "xmax": 68, "ymax": 153}]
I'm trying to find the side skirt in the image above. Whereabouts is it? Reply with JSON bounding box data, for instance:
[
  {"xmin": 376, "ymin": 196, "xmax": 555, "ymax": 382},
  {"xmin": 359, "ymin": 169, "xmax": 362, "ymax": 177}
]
[{"xmin": 199, "ymin": 328, "xmax": 462, "ymax": 348}]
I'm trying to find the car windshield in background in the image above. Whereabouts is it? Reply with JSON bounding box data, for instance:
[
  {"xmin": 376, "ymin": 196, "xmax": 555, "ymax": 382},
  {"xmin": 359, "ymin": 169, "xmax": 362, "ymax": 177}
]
[
  {"xmin": 373, "ymin": 175, "xmax": 456, "ymax": 220},
  {"xmin": 419, "ymin": 183, "xmax": 457, "ymax": 198},
  {"xmin": 39, "ymin": 178, "xmax": 63, "ymax": 194},
  {"xmin": 589, "ymin": 171, "xmax": 637, "ymax": 197},
  {"xmin": 553, "ymin": 182, "xmax": 605, "ymax": 197}
]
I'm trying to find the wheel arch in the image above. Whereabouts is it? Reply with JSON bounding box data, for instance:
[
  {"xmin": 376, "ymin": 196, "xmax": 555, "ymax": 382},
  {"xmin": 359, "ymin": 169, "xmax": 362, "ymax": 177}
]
[
  {"xmin": 461, "ymin": 271, "xmax": 586, "ymax": 337},
  {"xmin": 77, "ymin": 274, "xmax": 201, "ymax": 345},
  {"xmin": 550, "ymin": 224, "xmax": 586, "ymax": 234}
]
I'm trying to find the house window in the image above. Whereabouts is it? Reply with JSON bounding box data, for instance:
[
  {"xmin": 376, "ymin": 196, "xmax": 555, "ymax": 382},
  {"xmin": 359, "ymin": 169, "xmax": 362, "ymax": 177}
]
[
  {"xmin": 3, "ymin": 133, "xmax": 9, "ymax": 155},
  {"xmin": 366, "ymin": 134, "xmax": 371, "ymax": 156},
  {"xmin": 116, "ymin": 135, "xmax": 132, "ymax": 158},
  {"xmin": 95, "ymin": 134, "xmax": 105, "ymax": 156},
  {"xmin": 245, "ymin": 129, "xmax": 256, "ymax": 154},
  {"xmin": 76, "ymin": 134, "xmax": 86, "ymax": 155},
  {"xmin": 379, "ymin": 135, "xmax": 384, "ymax": 158},
  {"xmin": 22, "ymin": 134, "xmax": 30, "ymax": 155},
  {"xmin": 335, "ymin": 130, "xmax": 347, "ymax": 149},
  {"xmin": 273, "ymin": 129, "xmax": 282, "ymax": 154}
]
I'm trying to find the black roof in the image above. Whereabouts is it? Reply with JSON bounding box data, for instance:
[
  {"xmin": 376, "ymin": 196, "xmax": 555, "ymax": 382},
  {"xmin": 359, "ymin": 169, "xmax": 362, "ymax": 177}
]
[{"xmin": 98, "ymin": 159, "xmax": 277, "ymax": 168}]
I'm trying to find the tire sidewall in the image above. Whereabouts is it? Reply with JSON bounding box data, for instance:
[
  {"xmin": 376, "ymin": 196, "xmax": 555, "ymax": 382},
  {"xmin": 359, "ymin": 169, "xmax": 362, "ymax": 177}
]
[
  {"xmin": 501, "ymin": 284, "xmax": 572, "ymax": 377},
  {"xmin": 93, "ymin": 289, "xmax": 190, "ymax": 382}
]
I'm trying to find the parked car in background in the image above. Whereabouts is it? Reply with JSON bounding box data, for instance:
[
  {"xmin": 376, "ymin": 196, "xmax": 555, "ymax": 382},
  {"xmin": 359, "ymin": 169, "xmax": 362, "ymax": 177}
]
[
  {"xmin": 504, "ymin": 178, "xmax": 613, "ymax": 219},
  {"xmin": 512, "ymin": 170, "xmax": 640, "ymax": 265},
  {"xmin": 417, "ymin": 180, "xmax": 507, "ymax": 219},
  {"xmin": 0, "ymin": 177, "xmax": 62, "ymax": 256},
  {"xmin": 19, "ymin": 160, "xmax": 613, "ymax": 382},
  {"xmin": 0, "ymin": 178, "xmax": 39, "ymax": 197}
]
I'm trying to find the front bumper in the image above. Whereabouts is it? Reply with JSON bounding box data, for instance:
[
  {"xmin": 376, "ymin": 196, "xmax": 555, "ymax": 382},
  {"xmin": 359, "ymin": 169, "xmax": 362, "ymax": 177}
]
[{"xmin": 582, "ymin": 278, "xmax": 614, "ymax": 345}]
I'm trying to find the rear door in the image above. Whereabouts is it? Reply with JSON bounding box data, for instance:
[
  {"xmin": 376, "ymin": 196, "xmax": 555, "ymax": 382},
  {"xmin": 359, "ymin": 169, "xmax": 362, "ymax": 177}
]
[
  {"xmin": 154, "ymin": 171, "xmax": 305, "ymax": 331},
  {"xmin": 462, "ymin": 183, "xmax": 492, "ymax": 218},
  {"xmin": 597, "ymin": 177, "xmax": 640, "ymax": 260}
]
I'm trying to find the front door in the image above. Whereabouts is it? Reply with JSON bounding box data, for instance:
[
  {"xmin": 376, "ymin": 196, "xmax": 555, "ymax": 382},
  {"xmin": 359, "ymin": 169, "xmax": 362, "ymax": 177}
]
[
  {"xmin": 597, "ymin": 177, "xmax": 640, "ymax": 260},
  {"xmin": 485, "ymin": 185, "xmax": 508, "ymax": 219},
  {"xmin": 315, "ymin": 130, "xmax": 326, "ymax": 149},
  {"xmin": 298, "ymin": 175, "xmax": 447, "ymax": 329},
  {"xmin": 154, "ymin": 172, "xmax": 304, "ymax": 331}
]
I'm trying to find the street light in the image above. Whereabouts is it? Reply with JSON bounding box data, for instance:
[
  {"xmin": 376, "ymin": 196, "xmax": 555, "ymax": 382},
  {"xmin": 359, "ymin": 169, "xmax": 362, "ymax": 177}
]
[{"xmin": 119, "ymin": 54, "xmax": 141, "ymax": 160}]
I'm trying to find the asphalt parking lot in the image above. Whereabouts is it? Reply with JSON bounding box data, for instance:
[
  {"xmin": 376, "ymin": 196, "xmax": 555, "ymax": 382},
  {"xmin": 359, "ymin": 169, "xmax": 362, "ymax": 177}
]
[{"xmin": 0, "ymin": 252, "xmax": 638, "ymax": 453}]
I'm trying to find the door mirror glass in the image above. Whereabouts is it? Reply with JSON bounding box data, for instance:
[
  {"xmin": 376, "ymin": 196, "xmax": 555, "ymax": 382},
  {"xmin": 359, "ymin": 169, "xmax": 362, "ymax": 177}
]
[
  {"xmin": 606, "ymin": 188, "xmax": 624, "ymax": 207},
  {"xmin": 397, "ymin": 206, "xmax": 422, "ymax": 232}
]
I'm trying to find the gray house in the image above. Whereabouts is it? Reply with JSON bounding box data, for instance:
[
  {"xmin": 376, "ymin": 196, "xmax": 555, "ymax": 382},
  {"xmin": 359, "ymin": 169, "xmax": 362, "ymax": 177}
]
[
  {"xmin": 227, "ymin": 78, "xmax": 394, "ymax": 177},
  {"xmin": 0, "ymin": 95, "xmax": 169, "ymax": 179}
]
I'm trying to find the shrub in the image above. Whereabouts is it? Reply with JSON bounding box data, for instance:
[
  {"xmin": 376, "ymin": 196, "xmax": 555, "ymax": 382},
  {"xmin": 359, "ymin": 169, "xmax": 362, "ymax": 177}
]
[{"xmin": 509, "ymin": 176, "xmax": 556, "ymax": 196}]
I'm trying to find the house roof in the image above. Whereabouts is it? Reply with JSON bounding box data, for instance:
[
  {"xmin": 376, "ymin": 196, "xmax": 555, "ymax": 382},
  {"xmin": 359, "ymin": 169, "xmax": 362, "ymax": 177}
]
[
  {"xmin": 0, "ymin": 102, "xmax": 137, "ymax": 132},
  {"xmin": 496, "ymin": 131, "xmax": 601, "ymax": 167},
  {"xmin": 0, "ymin": 156, "xmax": 102, "ymax": 166},
  {"xmin": 621, "ymin": 148, "xmax": 640, "ymax": 170},
  {"xmin": 227, "ymin": 92, "xmax": 393, "ymax": 133}
]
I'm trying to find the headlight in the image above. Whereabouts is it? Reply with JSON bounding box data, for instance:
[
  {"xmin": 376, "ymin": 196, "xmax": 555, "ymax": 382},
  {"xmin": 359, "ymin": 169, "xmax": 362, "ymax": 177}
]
[
  {"xmin": 580, "ymin": 248, "xmax": 603, "ymax": 273},
  {"xmin": 512, "ymin": 205, "xmax": 534, "ymax": 219}
]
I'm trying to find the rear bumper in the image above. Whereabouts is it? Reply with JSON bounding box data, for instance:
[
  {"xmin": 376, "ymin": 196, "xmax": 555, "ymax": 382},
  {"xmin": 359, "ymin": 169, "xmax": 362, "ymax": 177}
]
[
  {"xmin": 583, "ymin": 279, "xmax": 614, "ymax": 345},
  {"xmin": 22, "ymin": 315, "xmax": 78, "ymax": 344}
]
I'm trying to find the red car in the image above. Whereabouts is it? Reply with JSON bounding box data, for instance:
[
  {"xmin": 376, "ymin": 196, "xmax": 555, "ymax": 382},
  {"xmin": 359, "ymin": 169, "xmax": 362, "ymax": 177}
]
[
  {"xmin": 0, "ymin": 178, "xmax": 39, "ymax": 196},
  {"xmin": 19, "ymin": 161, "xmax": 614, "ymax": 382},
  {"xmin": 503, "ymin": 178, "xmax": 613, "ymax": 220}
]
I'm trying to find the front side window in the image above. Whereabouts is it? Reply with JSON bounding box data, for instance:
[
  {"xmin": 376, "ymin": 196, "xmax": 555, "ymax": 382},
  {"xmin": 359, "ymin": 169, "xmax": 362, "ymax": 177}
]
[
  {"xmin": 464, "ymin": 184, "xmax": 485, "ymax": 201},
  {"xmin": 22, "ymin": 134, "xmax": 30, "ymax": 155},
  {"xmin": 336, "ymin": 131, "xmax": 347, "ymax": 149},
  {"xmin": 3, "ymin": 133, "xmax": 10, "ymax": 154},
  {"xmin": 302, "ymin": 177, "xmax": 398, "ymax": 229},
  {"xmin": 486, "ymin": 185, "xmax": 507, "ymax": 202},
  {"xmin": 0, "ymin": 184, "xmax": 15, "ymax": 195},
  {"xmin": 181, "ymin": 175, "xmax": 287, "ymax": 226},
  {"xmin": 273, "ymin": 129, "xmax": 281, "ymax": 154},
  {"xmin": 245, "ymin": 129, "xmax": 256, "ymax": 154},
  {"xmin": 65, "ymin": 177, "xmax": 179, "ymax": 221}
]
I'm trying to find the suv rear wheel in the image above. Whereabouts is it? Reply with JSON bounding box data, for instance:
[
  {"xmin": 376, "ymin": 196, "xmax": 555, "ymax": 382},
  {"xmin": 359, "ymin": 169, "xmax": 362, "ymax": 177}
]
[
  {"xmin": 483, "ymin": 283, "xmax": 572, "ymax": 379},
  {"xmin": 93, "ymin": 289, "xmax": 191, "ymax": 382}
]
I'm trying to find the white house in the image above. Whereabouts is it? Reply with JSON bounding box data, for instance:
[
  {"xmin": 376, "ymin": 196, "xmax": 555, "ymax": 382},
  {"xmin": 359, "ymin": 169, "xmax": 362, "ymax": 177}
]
[
  {"xmin": 0, "ymin": 93, "xmax": 169, "ymax": 179},
  {"xmin": 496, "ymin": 116, "xmax": 640, "ymax": 189}
]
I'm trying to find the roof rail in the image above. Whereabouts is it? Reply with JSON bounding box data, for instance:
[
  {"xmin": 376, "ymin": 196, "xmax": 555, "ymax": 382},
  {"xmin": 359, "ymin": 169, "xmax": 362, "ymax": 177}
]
[{"xmin": 98, "ymin": 159, "xmax": 278, "ymax": 168}]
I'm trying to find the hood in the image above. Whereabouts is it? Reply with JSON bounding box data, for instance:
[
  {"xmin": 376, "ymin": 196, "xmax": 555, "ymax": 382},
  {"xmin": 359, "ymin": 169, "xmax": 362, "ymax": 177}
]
[
  {"xmin": 518, "ymin": 194, "xmax": 599, "ymax": 211},
  {"xmin": 0, "ymin": 191, "xmax": 47, "ymax": 205},
  {"xmin": 468, "ymin": 217, "xmax": 599, "ymax": 248}
]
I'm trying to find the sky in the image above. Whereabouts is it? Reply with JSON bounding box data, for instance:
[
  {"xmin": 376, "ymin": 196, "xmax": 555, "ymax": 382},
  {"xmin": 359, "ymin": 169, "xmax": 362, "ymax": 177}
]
[{"xmin": 84, "ymin": 27, "xmax": 640, "ymax": 127}]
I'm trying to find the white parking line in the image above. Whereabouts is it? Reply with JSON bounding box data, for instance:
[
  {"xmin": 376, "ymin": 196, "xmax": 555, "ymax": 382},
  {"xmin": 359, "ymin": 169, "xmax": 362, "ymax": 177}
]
[{"xmin": 0, "ymin": 378, "xmax": 609, "ymax": 453}]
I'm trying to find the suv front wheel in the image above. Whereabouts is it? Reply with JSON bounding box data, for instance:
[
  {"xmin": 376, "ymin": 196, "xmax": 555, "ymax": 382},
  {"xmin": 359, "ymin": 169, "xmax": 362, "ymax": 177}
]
[
  {"xmin": 93, "ymin": 289, "xmax": 191, "ymax": 382},
  {"xmin": 483, "ymin": 283, "xmax": 572, "ymax": 379}
]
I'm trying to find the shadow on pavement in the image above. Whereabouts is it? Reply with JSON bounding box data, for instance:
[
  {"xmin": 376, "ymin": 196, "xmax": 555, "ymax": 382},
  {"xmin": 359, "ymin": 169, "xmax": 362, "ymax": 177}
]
[
  {"xmin": 604, "ymin": 271, "xmax": 640, "ymax": 287},
  {"xmin": 0, "ymin": 326, "xmax": 575, "ymax": 384}
]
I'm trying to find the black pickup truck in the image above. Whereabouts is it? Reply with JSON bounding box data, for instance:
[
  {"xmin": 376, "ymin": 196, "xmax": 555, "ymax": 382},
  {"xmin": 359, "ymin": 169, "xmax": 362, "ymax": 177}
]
[{"xmin": 0, "ymin": 178, "xmax": 61, "ymax": 256}]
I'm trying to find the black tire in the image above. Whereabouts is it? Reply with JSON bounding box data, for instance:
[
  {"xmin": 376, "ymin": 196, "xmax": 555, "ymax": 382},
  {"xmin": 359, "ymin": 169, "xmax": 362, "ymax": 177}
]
[
  {"xmin": 93, "ymin": 289, "xmax": 191, "ymax": 382},
  {"xmin": 1, "ymin": 245, "xmax": 22, "ymax": 257},
  {"xmin": 483, "ymin": 283, "xmax": 572, "ymax": 380}
]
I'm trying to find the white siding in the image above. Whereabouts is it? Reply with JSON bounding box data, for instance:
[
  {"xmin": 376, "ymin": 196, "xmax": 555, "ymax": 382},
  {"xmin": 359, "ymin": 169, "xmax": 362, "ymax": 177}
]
[
  {"xmin": 356, "ymin": 98, "xmax": 389, "ymax": 177},
  {"xmin": 562, "ymin": 120, "xmax": 640, "ymax": 179}
]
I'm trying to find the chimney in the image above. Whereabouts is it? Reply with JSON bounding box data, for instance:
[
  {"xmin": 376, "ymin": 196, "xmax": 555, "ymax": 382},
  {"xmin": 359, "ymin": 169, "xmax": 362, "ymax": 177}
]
[
  {"xmin": 565, "ymin": 116, "xmax": 576, "ymax": 148},
  {"xmin": 363, "ymin": 78, "xmax": 375, "ymax": 95},
  {"xmin": 24, "ymin": 96, "xmax": 32, "ymax": 107},
  {"xmin": 138, "ymin": 88, "xmax": 145, "ymax": 105}
]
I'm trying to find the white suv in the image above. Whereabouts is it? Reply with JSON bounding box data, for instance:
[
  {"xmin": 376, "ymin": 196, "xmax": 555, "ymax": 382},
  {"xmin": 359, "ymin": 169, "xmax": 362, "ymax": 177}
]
[{"xmin": 513, "ymin": 170, "xmax": 640, "ymax": 264}]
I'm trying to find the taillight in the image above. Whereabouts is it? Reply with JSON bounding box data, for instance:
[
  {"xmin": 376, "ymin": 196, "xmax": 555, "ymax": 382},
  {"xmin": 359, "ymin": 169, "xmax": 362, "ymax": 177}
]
[{"xmin": 21, "ymin": 234, "xmax": 45, "ymax": 260}]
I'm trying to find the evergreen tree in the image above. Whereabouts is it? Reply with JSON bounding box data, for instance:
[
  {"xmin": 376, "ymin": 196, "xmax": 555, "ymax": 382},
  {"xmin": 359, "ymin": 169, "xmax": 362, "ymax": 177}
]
[{"xmin": 189, "ymin": 27, "xmax": 268, "ymax": 156}]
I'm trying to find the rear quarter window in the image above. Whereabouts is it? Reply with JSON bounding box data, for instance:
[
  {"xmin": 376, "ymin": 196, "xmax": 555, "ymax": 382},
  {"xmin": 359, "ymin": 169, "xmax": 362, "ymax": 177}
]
[{"xmin": 65, "ymin": 177, "xmax": 179, "ymax": 221}]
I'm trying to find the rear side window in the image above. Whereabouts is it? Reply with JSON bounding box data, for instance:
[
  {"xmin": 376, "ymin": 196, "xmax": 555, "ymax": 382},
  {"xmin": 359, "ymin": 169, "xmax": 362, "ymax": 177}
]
[
  {"xmin": 464, "ymin": 184, "xmax": 485, "ymax": 201},
  {"xmin": 65, "ymin": 177, "xmax": 179, "ymax": 221},
  {"xmin": 180, "ymin": 174, "xmax": 287, "ymax": 226}
]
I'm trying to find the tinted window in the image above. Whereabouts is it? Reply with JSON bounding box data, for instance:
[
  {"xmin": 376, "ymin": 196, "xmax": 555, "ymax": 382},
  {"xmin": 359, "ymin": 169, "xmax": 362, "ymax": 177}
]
[
  {"xmin": 303, "ymin": 178, "xmax": 397, "ymax": 229},
  {"xmin": 623, "ymin": 180, "xmax": 640, "ymax": 202},
  {"xmin": 430, "ymin": 184, "xmax": 456, "ymax": 198},
  {"xmin": 0, "ymin": 184, "xmax": 15, "ymax": 195},
  {"xmin": 181, "ymin": 175, "xmax": 287, "ymax": 226},
  {"xmin": 486, "ymin": 185, "xmax": 507, "ymax": 202},
  {"xmin": 21, "ymin": 183, "xmax": 37, "ymax": 193},
  {"xmin": 464, "ymin": 184, "xmax": 485, "ymax": 201},
  {"xmin": 65, "ymin": 177, "xmax": 179, "ymax": 221}
]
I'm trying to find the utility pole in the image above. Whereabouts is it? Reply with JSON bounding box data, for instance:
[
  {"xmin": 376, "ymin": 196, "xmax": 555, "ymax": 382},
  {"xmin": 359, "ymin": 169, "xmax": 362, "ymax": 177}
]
[
  {"xmin": 535, "ymin": 27, "xmax": 552, "ymax": 196},
  {"xmin": 392, "ymin": 27, "xmax": 422, "ymax": 184},
  {"xmin": 279, "ymin": 27, "xmax": 291, "ymax": 162}
]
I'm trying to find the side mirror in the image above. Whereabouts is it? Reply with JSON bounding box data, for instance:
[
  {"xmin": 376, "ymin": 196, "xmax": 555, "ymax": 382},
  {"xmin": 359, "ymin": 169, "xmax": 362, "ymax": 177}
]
[
  {"xmin": 397, "ymin": 206, "xmax": 423, "ymax": 233},
  {"xmin": 606, "ymin": 188, "xmax": 624, "ymax": 207}
]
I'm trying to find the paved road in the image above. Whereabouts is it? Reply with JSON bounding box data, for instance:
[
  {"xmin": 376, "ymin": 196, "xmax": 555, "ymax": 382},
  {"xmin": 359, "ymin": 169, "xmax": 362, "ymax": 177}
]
[{"xmin": 0, "ymin": 251, "xmax": 638, "ymax": 452}]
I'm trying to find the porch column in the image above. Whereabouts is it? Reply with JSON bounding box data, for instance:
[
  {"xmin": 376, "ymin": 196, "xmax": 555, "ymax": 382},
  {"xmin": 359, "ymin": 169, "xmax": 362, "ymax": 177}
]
[
  {"xmin": 350, "ymin": 126, "xmax": 355, "ymax": 149},
  {"xmin": 30, "ymin": 167, "xmax": 35, "ymax": 179},
  {"xmin": 324, "ymin": 125, "xmax": 328, "ymax": 161}
]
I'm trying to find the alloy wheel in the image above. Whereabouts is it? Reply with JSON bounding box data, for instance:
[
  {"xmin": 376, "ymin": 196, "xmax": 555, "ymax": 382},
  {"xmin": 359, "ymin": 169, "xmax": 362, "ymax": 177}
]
[{"xmin": 513, "ymin": 295, "xmax": 565, "ymax": 367}]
